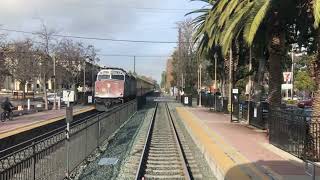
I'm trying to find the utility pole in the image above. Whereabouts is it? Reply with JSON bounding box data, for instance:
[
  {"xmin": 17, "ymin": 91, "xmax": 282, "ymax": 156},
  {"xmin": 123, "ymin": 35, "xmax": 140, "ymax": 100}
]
[
  {"xmin": 178, "ymin": 27, "xmax": 183, "ymax": 93},
  {"xmin": 291, "ymin": 46, "xmax": 294, "ymax": 99},
  {"xmin": 248, "ymin": 47, "xmax": 252, "ymax": 121},
  {"xmin": 134, "ymin": 56, "xmax": 136, "ymax": 74},
  {"xmin": 199, "ymin": 63, "xmax": 202, "ymax": 107},
  {"xmin": 53, "ymin": 56, "xmax": 56, "ymax": 110},
  {"xmin": 91, "ymin": 58, "xmax": 95, "ymax": 97},
  {"xmin": 229, "ymin": 48, "xmax": 233, "ymax": 112},
  {"xmin": 83, "ymin": 59, "xmax": 86, "ymax": 103},
  {"xmin": 214, "ymin": 53, "xmax": 218, "ymax": 110}
]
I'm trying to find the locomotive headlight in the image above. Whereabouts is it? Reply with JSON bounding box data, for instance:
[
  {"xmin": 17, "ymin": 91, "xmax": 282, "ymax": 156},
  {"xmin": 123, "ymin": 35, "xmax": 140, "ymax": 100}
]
[{"xmin": 107, "ymin": 83, "xmax": 111, "ymax": 88}]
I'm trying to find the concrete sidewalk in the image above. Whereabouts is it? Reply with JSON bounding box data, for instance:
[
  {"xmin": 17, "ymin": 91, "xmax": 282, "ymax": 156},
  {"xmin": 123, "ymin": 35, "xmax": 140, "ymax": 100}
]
[{"xmin": 176, "ymin": 106, "xmax": 320, "ymax": 180}]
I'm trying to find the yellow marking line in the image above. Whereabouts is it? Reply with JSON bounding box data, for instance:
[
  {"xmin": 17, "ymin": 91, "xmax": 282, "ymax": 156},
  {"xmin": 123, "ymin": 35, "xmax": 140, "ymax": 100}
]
[
  {"xmin": 0, "ymin": 106, "xmax": 95, "ymax": 139},
  {"xmin": 176, "ymin": 107, "xmax": 270, "ymax": 180}
]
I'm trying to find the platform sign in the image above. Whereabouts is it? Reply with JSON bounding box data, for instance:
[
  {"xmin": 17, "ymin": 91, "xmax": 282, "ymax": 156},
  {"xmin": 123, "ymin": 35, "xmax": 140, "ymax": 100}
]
[
  {"xmin": 232, "ymin": 89, "xmax": 239, "ymax": 94},
  {"xmin": 63, "ymin": 90, "xmax": 75, "ymax": 102},
  {"xmin": 184, "ymin": 96, "xmax": 189, "ymax": 105},
  {"xmin": 88, "ymin": 96, "xmax": 93, "ymax": 104},
  {"xmin": 254, "ymin": 107, "xmax": 257, "ymax": 118}
]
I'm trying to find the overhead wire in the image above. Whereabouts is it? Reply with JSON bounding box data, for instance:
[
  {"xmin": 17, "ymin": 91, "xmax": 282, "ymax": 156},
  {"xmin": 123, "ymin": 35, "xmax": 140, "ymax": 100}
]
[{"xmin": 0, "ymin": 28, "xmax": 195, "ymax": 44}]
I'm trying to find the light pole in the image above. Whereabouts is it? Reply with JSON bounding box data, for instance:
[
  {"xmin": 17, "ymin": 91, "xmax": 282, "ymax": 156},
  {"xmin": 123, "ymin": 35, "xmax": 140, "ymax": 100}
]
[
  {"xmin": 291, "ymin": 46, "xmax": 294, "ymax": 99},
  {"xmin": 199, "ymin": 63, "xmax": 202, "ymax": 107},
  {"xmin": 214, "ymin": 53, "xmax": 218, "ymax": 110},
  {"xmin": 91, "ymin": 58, "xmax": 95, "ymax": 98},
  {"xmin": 83, "ymin": 58, "xmax": 87, "ymax": 103},
  {"xmin": 53, "ymin": 56, "xmax": 56, "ymax": 110},
  {"xmin": 248, "ymin": 47, "xmax": 252, "ymax": 121}
]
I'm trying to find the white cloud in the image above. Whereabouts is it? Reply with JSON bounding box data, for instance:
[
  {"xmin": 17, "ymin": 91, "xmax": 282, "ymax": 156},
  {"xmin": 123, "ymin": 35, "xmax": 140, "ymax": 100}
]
[{"xmin": 0, "ymin": 0, "xmax": 160, "ymax": 35}]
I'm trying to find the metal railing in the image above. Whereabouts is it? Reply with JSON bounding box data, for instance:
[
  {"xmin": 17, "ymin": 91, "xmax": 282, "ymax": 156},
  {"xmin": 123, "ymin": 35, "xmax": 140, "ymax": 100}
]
[
  {"xmin": 197, "ymin": 94, "xmax": 227, "ymax": 112},
  {"xmin": 0, "ymin": 100, "xmax": 137, "ymax": 180},
  {"xmin": 268, "ymin": 107, "xmax": 320, "ymax": 161},
  {"xmin": 248, "ymin": 101, "xmax": 269, "ymax": 129}
]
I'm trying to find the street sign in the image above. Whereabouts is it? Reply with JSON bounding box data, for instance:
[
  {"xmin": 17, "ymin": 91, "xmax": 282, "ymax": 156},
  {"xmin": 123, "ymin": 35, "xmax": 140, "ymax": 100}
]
[
  {"xmin": 88, "ymin": 96, "xmax": 93, "ymax": 104},
  {"xmin": 232, "ymin": 89, "xmax": 239, "ymax": 94},
  {"xmin": 184, "ymin": 96, "xmax": 189, "ymax": 105},
  {"xmin": 283, "ymin": 72, "xmax": 292, "ymax": 83},
  {"xmin": 63, "ymin": 90, "xmax": 75, "ymax": 102},
  {"xmin": 281, "ymin": 84, "xmax": 293, "ymax": 90}
]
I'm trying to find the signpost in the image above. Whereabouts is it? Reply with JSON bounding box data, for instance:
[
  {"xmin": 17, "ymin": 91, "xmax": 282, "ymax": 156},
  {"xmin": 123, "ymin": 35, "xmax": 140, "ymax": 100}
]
[
  {"xmin": 63, "ymin": 90, "xmax": 74, "ymax": 178},
  {"xmin": 231, "ymin": 89, "xmax": 240, "ymax": 122}
]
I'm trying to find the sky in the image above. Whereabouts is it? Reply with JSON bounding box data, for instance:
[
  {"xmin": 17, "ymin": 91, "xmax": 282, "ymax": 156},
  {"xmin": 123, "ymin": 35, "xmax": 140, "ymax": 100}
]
[{"xmin": 0, "ymin": 0, "xmax": 206, "ymax": 83}]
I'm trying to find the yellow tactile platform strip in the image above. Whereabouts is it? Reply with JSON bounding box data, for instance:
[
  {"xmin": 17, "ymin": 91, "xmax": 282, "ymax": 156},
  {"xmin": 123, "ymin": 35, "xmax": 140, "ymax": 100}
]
[
  {"xmin": 176, "ymin": 107, "xmax": 271, "ymax": 180},
  {"xmin": 0, "ymin": 106, "xmax": 95, "ymax": 139}
]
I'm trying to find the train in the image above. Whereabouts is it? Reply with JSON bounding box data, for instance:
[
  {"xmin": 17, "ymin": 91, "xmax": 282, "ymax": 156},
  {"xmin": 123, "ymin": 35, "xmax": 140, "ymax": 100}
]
[{"xmin": 94, "ymin": 67, "xmax": 155, "ymax": 111}]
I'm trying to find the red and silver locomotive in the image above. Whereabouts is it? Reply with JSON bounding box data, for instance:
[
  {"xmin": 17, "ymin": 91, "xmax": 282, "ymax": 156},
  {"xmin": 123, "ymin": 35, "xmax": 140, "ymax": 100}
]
[{"xmin": 94, "ymin": 67, "xmax": 155, "ymax": 111}]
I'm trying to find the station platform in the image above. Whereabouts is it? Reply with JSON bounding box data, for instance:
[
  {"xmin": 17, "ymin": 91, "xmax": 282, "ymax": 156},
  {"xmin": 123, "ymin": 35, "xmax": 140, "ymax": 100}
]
[
  {"xmin": 0, "ymin": 105, "xmax": 95, "ymax": 139},
  {"xmin": 176, "ymin": 106, "xmax": 320, "ymax": 180}
]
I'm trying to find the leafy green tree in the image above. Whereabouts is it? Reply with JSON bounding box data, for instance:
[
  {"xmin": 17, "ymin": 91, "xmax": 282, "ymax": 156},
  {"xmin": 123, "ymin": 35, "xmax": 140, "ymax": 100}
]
[
  {"xmin": 160, "ymin": 71, "xmax": 167, "ymax": 90},
  {"xmin": 294, "ymin": 71, "xmax": 316, "ymax": 95}
]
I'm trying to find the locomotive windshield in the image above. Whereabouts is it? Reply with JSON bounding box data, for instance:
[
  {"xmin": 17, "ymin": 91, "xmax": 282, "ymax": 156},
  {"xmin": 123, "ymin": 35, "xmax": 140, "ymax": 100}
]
[
  {"xmin": 112, "ymin": 75, "xmax": 124, "ymax": 80},
  {"xmin": 97, "ymin": 75, "xmax": 110, "ymax": 80},
  {"xmin": 97, "ymin": 69, "xmax": 125, "ymax": 81},
  {"xmin": 111, "ymin": 70, "xmax": 125, "ymax": 80}
]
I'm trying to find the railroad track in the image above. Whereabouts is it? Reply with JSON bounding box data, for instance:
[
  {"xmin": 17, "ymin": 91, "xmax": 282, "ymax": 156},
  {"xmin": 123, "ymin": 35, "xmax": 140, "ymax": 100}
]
[{"xmin": 135, "ymin": 102, "xmax": 191, "ymax": 179}]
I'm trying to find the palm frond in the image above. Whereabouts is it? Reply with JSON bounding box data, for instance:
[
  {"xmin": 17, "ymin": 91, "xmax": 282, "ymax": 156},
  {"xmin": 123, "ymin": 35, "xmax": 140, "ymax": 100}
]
[
  {"xmin": 243, "ymin": 0, "xmax": 270, "ymax": 46},
  {"xmin": 220, "ymin": 2, "xmax": 253, "ymax": 54},
  {"xmin": 218, "ymin": 0, "xmax": 239, "ymax": 27},
  {"xmin": 313, "ymin": 0, "xmax": 320, "ymax": 28}
]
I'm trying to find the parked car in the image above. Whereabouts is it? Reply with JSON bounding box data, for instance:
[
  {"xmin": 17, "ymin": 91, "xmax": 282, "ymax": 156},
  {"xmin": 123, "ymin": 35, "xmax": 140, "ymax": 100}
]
[
  {"xmin": 46, "ymin": 93, "xmax": 64, "ymax": 104},
  {"xmin": 297, "ymin": 99, "xmax": 313, "ymax": 108}
]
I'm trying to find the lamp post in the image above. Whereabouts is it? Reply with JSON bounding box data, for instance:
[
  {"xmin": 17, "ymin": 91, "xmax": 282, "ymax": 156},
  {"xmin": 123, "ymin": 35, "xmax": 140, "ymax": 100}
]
[
  {"xmin": 291, "ymin": 46, "xmax": 294, "ymax": 99},
  {"xmin": 214, "ymin": 53, "xmax": 218, "ymax": 110},
  {"xmin": 53, "ymin": 56, "xmax": 56, "ymax": 110},
  {"xmin": 83, "ymin": 58, "xmax": 87, "ymax": 103},
  {"xmin": 91, "ymin": 58, "xmax": 95, "ymax": 98},
  {"xmin": 199, "ymin": 63, "xmax": 202, "ymax": 107}
]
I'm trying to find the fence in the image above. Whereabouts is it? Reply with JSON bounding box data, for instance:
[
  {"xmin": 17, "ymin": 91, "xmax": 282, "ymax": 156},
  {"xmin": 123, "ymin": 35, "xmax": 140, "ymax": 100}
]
[
  {"xmin": 197, "ymin": 94, "xmax": 227, "ymax": 113},
  {"xmin": 268, "ymin": 107, "xmax": 320, "ymax": 161},
  {"xmin": 247, "ymin": 101, "xmax": 269, "ymax": 129},
  {"xmin": 0, "ymin": 100, "xmax": 137, "ymax": 180}
]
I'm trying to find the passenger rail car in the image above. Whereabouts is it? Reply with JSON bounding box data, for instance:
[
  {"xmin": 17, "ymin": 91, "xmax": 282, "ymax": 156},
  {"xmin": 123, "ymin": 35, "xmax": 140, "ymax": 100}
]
[{"xmin": 95, "ymin": 68, "xmax": 155, "ymax": 111}]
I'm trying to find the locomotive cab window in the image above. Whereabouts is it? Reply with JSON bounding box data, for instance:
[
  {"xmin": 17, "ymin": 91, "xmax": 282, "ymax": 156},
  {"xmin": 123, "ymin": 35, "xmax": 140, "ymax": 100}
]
[
  {"xmin": 111, "ymin": 75, "xmax": 124, "ymax": 80},
  {"xmin": 111, "ymin": 70, "xmax": 125, "ymax": 80},
  {"xmin": 97, "ymin": 75, "xmax": 110, "ymax": 80}
]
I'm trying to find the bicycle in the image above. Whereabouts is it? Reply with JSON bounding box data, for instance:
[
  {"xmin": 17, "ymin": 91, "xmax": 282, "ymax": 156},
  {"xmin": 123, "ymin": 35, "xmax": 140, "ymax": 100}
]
[{"xmin": 1, "ymin": 110, "xmax": 13, "ymax": 122}]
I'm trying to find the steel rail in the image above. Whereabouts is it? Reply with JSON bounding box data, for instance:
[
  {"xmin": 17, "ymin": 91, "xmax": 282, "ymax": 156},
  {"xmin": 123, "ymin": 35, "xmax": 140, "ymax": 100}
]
[
  {"xmin": 135, "ymin": 103, "xmax": 158, "ymax": 179},
  {"xmin": 135, "ymin": 102, "xmax": 191, "ymax": 180},
  {"xmin": 165, "ymin": 103, "xmax": 191, "ymax": 180}
]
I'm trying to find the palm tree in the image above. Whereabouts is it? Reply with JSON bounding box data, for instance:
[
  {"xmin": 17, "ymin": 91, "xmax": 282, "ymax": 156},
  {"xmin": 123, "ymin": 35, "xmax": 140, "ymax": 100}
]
[
  {"xmin": 190, "ymin": 0, "xmax": 298, "ymax": 107},
  {"xmin": 308, "ymin": 0, "xmax": 320, "ymax": 116}
]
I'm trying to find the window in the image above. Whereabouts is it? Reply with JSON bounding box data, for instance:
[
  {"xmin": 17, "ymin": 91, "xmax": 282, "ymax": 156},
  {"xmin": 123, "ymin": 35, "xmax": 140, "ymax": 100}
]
[
  {"xmin": 97, "ymin": 75, "xmax": 110, "ymax": 80},
  {"xmin": 111, "ymin": 75, "xmax": 124, "ymax": 80}
]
